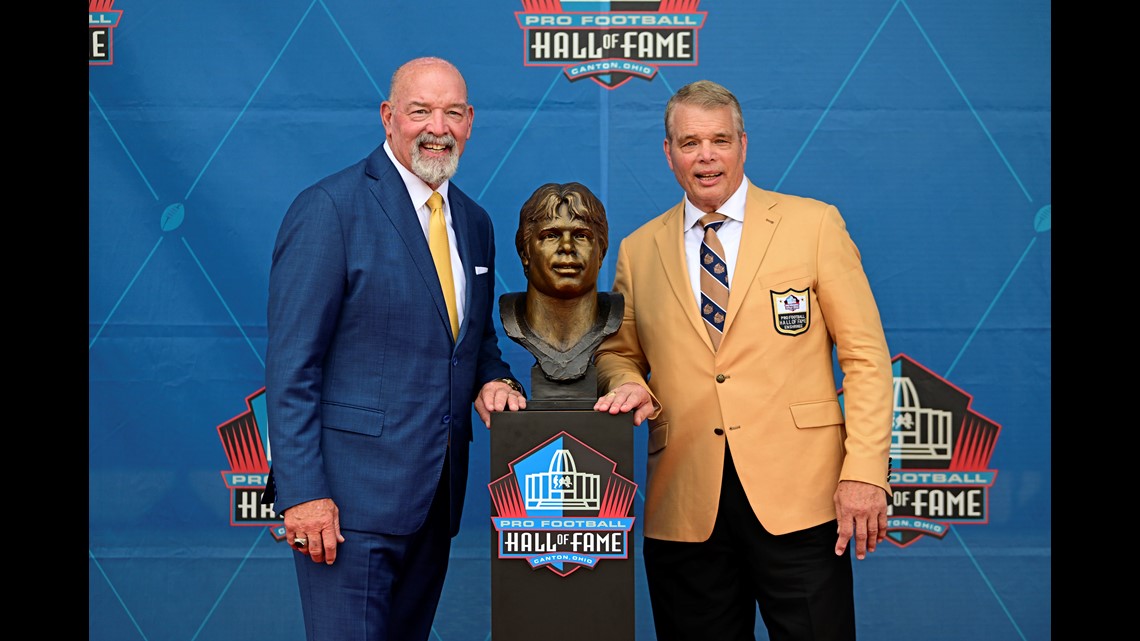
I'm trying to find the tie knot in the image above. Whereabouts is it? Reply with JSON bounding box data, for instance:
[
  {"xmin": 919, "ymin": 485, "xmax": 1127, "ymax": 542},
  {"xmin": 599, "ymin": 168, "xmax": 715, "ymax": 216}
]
[
  {"xmin": 699, "ymin": 212, "xmax": 728, "ymax": 231},
  {"xmin": 428, "ymin": 191, "xmax": 444, "ymax": 214}
]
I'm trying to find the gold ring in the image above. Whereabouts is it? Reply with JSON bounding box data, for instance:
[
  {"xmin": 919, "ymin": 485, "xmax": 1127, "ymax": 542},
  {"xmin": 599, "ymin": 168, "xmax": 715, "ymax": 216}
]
[
  {"xmin": 293, "ymin": 537, "xmax": 308, "ymax": 548},
  {"xmin": 606, "ymin": 391, "xmax": 617, "ymax": 397}
]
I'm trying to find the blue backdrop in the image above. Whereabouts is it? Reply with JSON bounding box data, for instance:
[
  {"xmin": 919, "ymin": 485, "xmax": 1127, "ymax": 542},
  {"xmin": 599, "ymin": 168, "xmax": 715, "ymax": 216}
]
[{"xmin": 89, "ymin": 1, "xmax": 1051, "ymax": 639}]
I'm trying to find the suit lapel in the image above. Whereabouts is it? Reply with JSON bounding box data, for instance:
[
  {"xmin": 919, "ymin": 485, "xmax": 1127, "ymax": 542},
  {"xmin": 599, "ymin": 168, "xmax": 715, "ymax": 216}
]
[
  {"xmin": 653, "ymin": 202, "xmax": 713, "ymax": 351},
  {"xmin": 724, "ymin": 182, "xmax": 781, "ymax": 337},
  {"xmin": 366, "ymin": 151, "xmax": 455, "ymax": 343}
]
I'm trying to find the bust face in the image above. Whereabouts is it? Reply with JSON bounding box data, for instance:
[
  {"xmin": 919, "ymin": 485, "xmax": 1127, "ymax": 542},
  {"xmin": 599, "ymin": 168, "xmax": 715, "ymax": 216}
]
[{"xmin": 523, "ymin": 205, "xmax": 602, "ymax": 300}]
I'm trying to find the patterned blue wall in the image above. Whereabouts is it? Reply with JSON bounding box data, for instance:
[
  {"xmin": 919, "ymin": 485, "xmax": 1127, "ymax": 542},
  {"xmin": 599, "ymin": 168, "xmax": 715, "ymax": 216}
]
[{"xmin": 89, "ymin": 1, "xmax": 1051, "ymax": 639}]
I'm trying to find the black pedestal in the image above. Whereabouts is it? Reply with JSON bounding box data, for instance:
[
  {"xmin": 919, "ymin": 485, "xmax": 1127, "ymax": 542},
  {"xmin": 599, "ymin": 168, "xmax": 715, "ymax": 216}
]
[{"xmin": 489, "ymin": 407, "xmax": 636, "ymax": 641}]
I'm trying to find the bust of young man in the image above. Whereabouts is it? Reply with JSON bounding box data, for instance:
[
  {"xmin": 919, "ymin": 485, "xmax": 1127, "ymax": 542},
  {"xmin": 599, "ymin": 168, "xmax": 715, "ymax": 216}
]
[{"xmin": 500, "ymin": 182, "xmax": 622, "ymax": 383}]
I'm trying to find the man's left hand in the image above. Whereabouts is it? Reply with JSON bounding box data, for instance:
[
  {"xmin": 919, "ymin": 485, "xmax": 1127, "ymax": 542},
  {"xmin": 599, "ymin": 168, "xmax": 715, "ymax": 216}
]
[{"xmin": 833, "ymin": 479, "xmax": 889, "ymax": 560}]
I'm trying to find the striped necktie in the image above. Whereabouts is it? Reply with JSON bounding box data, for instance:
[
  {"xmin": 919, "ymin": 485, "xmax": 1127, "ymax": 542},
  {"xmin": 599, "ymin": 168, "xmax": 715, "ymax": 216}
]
[
  {"xmin": 698, "ymin": 212, "xmax": 729, "ymax": 351},
  {"xmin": 428, "ymin": 191, "xmax": 459, "ymax": 340}
]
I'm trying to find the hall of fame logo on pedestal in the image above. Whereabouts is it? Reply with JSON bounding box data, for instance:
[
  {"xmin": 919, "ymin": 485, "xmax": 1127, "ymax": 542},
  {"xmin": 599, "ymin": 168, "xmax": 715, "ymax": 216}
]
[{"xmin": 490, "ymin": 431, "xmax": 637, "ymax": 576}]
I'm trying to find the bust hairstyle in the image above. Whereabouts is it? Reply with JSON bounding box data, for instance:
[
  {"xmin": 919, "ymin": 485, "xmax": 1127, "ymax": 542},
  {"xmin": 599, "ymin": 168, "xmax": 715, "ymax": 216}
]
[{"xmin": 514, "ymin": 181, "xmax": 609, "ymax": 272}]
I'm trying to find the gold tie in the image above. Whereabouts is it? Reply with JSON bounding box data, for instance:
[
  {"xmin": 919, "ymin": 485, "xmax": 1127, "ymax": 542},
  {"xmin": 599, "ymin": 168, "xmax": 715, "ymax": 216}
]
[
  {"xmin": 698, "ymin": 212, "xmax": 729, "ymax": 351},
  {"xmin": 428, "ymin": 191, "xmax": 459, "ymax": 340}
]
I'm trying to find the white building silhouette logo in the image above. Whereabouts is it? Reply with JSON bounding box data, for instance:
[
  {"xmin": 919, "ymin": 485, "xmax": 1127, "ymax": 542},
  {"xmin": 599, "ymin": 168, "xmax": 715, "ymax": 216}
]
[
  {"xmin": 892, "ymin": 375, "xmax": 953, "ymax": 461},
  {"xmin": 525, "ymin": 449, "xmax": 601, "ymax": 510}
]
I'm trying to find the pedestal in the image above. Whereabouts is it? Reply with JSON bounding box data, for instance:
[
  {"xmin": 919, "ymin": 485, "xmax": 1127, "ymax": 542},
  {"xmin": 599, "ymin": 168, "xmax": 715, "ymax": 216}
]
[{"xmin": 489, "ymin": 407, "xmax": 636, "ymax": 641}]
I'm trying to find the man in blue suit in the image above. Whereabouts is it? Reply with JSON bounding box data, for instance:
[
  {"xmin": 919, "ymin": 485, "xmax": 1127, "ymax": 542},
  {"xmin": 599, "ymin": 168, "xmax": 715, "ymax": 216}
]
[{"xmin": 265, "ymin": 56, "xmax": 527, "ymax": 641}]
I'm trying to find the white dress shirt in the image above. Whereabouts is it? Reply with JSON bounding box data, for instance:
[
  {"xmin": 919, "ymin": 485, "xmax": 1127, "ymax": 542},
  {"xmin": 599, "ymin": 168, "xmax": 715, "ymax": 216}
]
[
  {"xmin": 682, "ymin": 177, "xmax": 749, "ymax": 313},
  {"xmin": 383, "ymin": 141, "xmax": 467, "ymax": 328}
]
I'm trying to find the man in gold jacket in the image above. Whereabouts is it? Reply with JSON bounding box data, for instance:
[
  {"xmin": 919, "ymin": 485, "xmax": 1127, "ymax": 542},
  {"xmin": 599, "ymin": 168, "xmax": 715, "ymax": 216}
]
[{"xmin": 594, "ymin": 80, "xmax": 894, "ymax": 641}]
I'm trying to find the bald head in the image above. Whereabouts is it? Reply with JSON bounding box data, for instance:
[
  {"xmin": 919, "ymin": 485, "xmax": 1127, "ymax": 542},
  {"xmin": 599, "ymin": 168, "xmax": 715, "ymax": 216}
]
[{"xmin": 389, "ymin": 57, "xmax": 467, "ymax": 104}]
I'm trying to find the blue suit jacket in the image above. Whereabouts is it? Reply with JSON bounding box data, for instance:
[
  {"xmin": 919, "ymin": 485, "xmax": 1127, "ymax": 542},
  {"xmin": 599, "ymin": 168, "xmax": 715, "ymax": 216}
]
[{"xmin": 265, "ymin": 145, "xmax": 513, "ymax": 536}]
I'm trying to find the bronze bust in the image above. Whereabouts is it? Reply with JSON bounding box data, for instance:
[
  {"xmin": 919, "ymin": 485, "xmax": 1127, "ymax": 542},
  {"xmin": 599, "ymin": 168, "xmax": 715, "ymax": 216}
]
[{"xmin": 500, "ymin": 182, "xmax": 623, "ymax": 398}]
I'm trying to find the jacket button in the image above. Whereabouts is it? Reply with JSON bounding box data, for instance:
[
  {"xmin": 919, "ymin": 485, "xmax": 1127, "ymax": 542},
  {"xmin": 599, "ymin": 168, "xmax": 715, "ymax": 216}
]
[
  {"xmin": 716, "ymin": 374, "xmax": 726, "ymax": 383},
  {"xmin": 713, "ymin": 427, "xmax": 724, "ymax": 435}
]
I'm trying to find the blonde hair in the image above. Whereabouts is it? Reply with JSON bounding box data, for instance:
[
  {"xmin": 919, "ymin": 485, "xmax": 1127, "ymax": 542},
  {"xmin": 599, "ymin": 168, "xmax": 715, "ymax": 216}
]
[{"xmin": 664, "ymin": 79, "xmax": 745, "ymax": 141}]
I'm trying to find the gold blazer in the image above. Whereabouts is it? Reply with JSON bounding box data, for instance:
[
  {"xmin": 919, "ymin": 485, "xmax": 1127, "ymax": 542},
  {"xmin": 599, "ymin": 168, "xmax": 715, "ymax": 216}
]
[{"xmin": 596, "ymin": 181, "xmax": 893, "ymax": 541}]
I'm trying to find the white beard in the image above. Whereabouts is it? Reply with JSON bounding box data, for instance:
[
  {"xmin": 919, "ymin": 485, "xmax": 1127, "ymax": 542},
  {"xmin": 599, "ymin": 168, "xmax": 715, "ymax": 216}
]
[{"xmin": 411, "ymin": 134, "xmax": 460, "ymax": 185}]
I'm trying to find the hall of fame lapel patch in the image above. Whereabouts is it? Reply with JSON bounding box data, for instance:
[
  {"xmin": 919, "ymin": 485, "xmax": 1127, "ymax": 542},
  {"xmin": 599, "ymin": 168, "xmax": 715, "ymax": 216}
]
[{"xmin": 771, "ymin": 288, "xmax": 810, "ymax": 336}]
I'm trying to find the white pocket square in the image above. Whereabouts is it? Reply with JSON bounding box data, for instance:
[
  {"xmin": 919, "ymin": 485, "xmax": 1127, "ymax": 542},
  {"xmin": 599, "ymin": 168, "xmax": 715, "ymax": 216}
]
[{"xmin": 475, "ymin": 266, "xmax": 489, "ymax": 275}]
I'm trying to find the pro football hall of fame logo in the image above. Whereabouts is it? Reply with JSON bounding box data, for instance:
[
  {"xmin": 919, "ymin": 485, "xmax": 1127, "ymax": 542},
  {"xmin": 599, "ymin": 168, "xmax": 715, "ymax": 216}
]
[
  {"xmin": 865, "ymin": 354, "xmax": 1003, "ymax": 547},
  {"xmin": 516, "ymin": 0, "xmax": 707, "ymax": 89},
  {"xmin": 490, "ymin": 431, "xmax": 638, "ymax": 576},
  {"xmin": 215, "ymin": 387, "xmax": 286, "ymax": 542}
]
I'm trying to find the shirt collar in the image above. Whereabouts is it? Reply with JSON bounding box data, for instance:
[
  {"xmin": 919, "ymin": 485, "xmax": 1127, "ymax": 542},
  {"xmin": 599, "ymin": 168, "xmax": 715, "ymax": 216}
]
[
  {"xmin": 683, "ymin": 177, "xmax": 749, "ymax": 230},
  {"xmin": 383, "ymin": 140, "xmax": 450, "ymax": 210}
]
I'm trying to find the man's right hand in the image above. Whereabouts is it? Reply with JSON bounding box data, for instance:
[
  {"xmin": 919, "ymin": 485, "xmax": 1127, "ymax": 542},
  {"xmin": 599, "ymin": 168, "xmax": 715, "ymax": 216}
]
[
  {"xmin": 284, "ymin": 498, "xmax": 345, "ymax": 565},
  {"xmin": 594, "ymin": 382, "xmax": 656, "ymax": 425}
]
